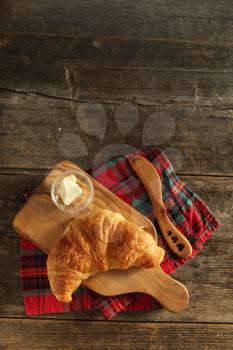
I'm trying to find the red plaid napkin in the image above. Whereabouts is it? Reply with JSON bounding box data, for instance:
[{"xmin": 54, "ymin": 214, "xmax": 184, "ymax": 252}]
[{"xmin": 20, "ymin": 148, "xmax": 220, "ymax": 319}]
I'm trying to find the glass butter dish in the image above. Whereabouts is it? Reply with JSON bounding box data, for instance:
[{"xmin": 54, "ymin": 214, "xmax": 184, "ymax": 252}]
[{"xmin": 51, "ymin": 170, "xmax": 94, "ymax": 214}]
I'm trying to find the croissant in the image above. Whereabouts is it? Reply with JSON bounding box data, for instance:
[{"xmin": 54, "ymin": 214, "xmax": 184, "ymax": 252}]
[{"xmin": 47, "ymin": 209, "xmax": 164, "ymax": 303}]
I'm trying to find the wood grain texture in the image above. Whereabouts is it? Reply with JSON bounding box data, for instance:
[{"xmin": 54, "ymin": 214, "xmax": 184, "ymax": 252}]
[
  {"xmin": 0, "ymin": 319, "xmax": 232, "ymax": 350},
  {"xmin": 0, "ymin": 91, "xmax": 232, "ymax": 175},
  {"xmin": 1, "ymin": 174, "xmax": 232, "ymax": 322},
  {"xmin": 1, "ymin": 33, "xmax": 233, "ymax": 106},
  {"xmin": 1, "ymin": 0, "xmax": 233, "ymax": 43}
]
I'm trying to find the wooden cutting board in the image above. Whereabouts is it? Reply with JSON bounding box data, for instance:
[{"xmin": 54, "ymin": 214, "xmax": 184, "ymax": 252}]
[{"xmin": 13, "ymin": 160, "xmax": 189, "ymax": 312}]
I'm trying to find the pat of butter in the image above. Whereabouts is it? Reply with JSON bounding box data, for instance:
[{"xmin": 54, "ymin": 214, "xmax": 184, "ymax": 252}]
[{"xmin": 59, "ymin": 175, "xmax": 83, "ymax": 206}]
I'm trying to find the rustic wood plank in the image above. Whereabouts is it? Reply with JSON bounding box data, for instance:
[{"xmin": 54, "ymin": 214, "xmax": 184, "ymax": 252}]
[
  {"xmin": 0, "ymin": 174, "xmax": 232, "ymax": 322},
  {"xmin": 1, "ymin": 0, "xmax": 233, "ymax": 44},
  {"xmin": 1, "ymin": 33, "xmax": 233, "ymax": 106},
  {"xmin": 0, "ymin": 319, "xmax": 232, "ymax": 350},
  {"xmin": 0, "ymin": 91, "xmax": 232, "ymax": 175}
]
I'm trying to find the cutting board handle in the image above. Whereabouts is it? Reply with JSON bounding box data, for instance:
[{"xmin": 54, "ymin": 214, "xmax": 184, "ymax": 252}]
[
  {"xmin": 138, "ymin": 267, "xmax": 189, "ymax": 312},
  {"xmin": 84, "ymin": 266, "xmax": 189, "ymax": 313}
]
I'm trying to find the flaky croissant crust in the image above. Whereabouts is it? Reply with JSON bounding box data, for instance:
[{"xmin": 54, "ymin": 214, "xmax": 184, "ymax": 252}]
[{"xmin": 47, "ymin": 209, "xmax": 164, "ymax": 303}]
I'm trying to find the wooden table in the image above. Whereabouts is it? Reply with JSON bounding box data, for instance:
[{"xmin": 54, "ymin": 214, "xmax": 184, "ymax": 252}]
[{"xmin": 0, "ymin": 1, "xmax": 233, "ymax": 349}]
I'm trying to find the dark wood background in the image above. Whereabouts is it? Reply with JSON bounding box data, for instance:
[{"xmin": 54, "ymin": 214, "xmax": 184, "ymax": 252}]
[{"xmin": 0, "ymin": 1, "xmax": 233, "ymax": 349}]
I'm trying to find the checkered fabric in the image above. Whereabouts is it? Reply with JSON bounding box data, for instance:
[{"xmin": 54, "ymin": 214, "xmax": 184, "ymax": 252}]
[{"xmin": 20, "ymin": 148, "xmax": 220, "ymax": 319}]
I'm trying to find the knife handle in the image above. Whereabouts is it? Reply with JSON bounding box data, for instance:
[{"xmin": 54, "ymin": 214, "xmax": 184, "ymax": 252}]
[{"xmin": 156, "ymin": 204, "xmax": 193, "ymax": 258}]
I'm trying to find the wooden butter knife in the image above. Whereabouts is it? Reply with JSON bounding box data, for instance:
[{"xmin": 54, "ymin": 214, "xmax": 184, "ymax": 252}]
[{"xmin": 128, "ymin": 155, "xmax": 193, "ymax": 258}]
